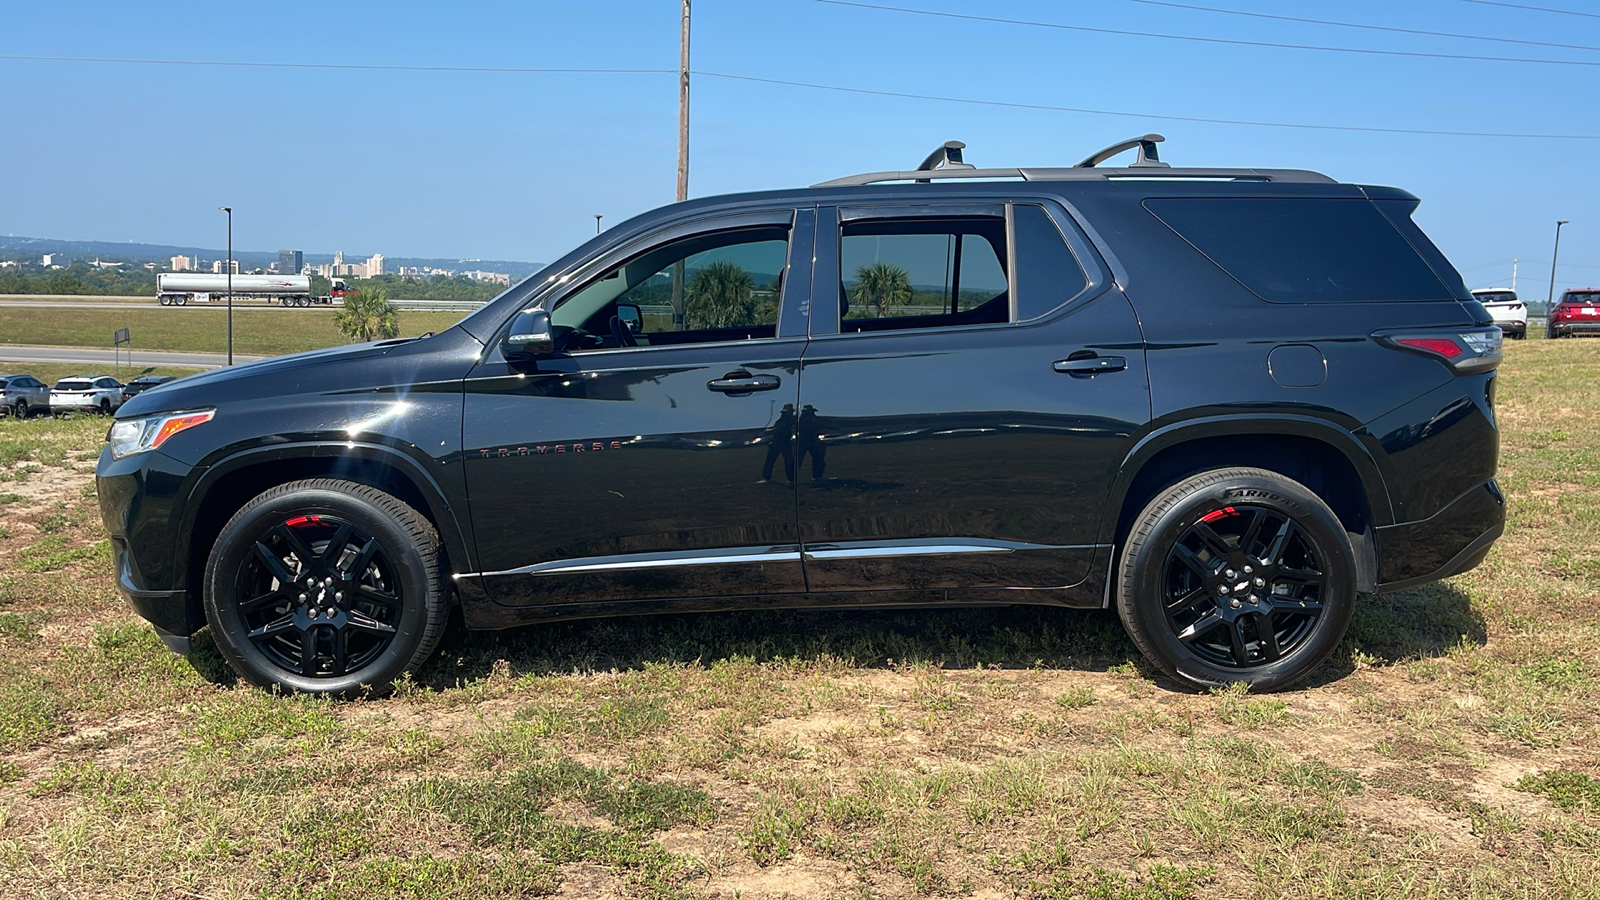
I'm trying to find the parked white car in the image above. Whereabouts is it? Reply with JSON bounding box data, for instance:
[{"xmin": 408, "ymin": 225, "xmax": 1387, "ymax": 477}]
[
  {"xmin": 50, "ymin": 375, "xmax": 126, "ymax": 416},
  {"xmin": 1471, "ymin": 288, "xmax": 1527, "ymax": 340}
]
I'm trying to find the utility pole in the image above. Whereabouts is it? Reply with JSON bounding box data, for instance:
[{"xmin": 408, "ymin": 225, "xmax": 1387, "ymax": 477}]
[
  {"xmin": 1511, "ymin": 258, "xmax": 1518, "ymax": 293},
  {"xmin": 1548, "ymin": 220, "xmax": 1569, "ymax": 316},
  {"xmin": 219, "ymin": 206, "xmax": 233, "ymax": 366},
  {"xmin": 678, "ymin": 0, "xmax": 690, "ymax": 203},
  {"xmin": 671, "ymin": 0, "xmax": 691, "ymax": 325}
]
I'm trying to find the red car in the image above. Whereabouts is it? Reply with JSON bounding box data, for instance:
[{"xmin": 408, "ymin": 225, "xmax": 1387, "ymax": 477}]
[{"xmin": 1548, "ymin": 289, "xmax": 1600, "ymax": 339}]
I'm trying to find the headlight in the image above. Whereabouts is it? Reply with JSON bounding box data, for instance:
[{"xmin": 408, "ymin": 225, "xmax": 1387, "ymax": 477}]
[{"xmin": 107, "ymin": 410, "xmax": 215, "ymax": 460}]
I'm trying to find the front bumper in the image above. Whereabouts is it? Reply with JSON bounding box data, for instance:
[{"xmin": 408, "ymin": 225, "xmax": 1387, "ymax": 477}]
[
  {"xmin": 98, "ymin": 445, "xmax": 205, "ymax": 651},
  {"xmin": 1373, "ymin": 479, "xmax": 1506, "ymax": 593}
]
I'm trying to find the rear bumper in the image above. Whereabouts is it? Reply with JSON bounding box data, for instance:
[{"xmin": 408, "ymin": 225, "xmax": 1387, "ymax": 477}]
[
  {"xmin": 1550, "ymin": 318, "xmax": 1600, "ymax": 336},
  {"xmin": 1497, "ymin": 321, "xmax": 1526, "ymax": 338},
  {"xmin": 1374, "ymin": 480, "xmax": 1505, "ymax": 593}
]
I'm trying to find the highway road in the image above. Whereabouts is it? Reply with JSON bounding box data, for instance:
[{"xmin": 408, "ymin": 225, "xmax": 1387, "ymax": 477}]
[
  {"xmin": 0, "ymin": 296, "xmax": 484, "ymax": 312},
  {"xmin": 0, "ymin": 345, "xmax": 260, "ymax": 369}
]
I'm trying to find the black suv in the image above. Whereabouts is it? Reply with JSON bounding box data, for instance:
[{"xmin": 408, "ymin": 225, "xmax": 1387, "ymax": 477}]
[{"xmin": 96, "ymin": 136, "xmax": 1505, "ymax": 696}]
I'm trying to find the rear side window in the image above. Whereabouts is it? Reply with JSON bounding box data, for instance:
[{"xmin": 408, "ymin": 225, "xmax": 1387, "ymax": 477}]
[
  {"xmin": 1145, "ymin": 198, "xmax": 1452, "ymax": 303},
  {"xmin": 838, "ymin": 216, "xmax": 1009, "ymax": 333}
]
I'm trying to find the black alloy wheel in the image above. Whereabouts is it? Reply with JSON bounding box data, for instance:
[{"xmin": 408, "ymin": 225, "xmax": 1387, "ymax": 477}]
[
  {"xmin": 1117, "ymin": 467, "xmax": 1356, "ymax": 692},
  {"xmin": 12, "ymin": 400, "xmax": 26, "ymax": 419},
  {"xmin": 204, "ymin": 479, "xmax": 448, "ymax": 696},
  {"xmin": 99, "ymin": 399, "xmax": 111, "ymax": 414},
  {"xmin": 233, "ymin": 514, "xmax": 404, "ymax": 678},
  {"xmin": 1160, "ymin": 505, "xmax": 1325, "ymax": 669}
]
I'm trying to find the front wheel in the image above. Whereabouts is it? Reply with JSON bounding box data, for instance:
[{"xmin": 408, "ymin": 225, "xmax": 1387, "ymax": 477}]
[
  {"xmin": 12, "ymin": 400, "xmax": 27, "ymax": 419},
  {"xmin": 1116, "ymin": 467, "xmax": 1356, "ymax": 692},
  {"xmin": 203, "ymin": 479, "xmax": 449, "ymax": 696}
]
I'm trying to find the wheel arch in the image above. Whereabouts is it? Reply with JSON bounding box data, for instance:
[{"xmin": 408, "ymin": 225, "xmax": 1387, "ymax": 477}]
[
  {"xmin": 179, "ymin": 443, "xmax": 474, "ymax": 617},
  {"xmin": 1104, "ymin": 417, "xmax": 1391, "ymax": 593}
]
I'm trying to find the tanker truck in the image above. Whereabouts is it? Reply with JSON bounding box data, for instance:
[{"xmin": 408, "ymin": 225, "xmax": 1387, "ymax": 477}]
[{"xmin": 155, "ymin": 274, "xmax": 351, "ymax": 307}]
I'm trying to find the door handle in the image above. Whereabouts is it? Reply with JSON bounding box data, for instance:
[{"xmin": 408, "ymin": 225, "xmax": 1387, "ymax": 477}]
[
  {"xmin": 708, "ymin": 372, "xmax": 781, "ymax": 393},
  {"xmin": 1053, "ymin": 355, "xmax": 1127, "ymax": 375}
]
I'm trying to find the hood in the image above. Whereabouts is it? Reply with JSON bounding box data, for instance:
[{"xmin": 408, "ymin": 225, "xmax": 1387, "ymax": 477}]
[{"xmin": 116, "ymin": 325, "xmax": 485, "ymax": 419}]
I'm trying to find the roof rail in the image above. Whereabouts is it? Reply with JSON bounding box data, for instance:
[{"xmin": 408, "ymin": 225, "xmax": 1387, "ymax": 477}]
[
  {"xmin": 1076, "ymin": 133, "xmax": 1168, "ymax": 169},
  {"xmin": 812, "ymin": 136, "xmax": 1338, "ymax": 187}
]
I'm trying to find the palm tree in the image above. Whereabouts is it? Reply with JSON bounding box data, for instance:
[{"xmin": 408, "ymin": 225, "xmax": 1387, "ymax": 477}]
[
  {"xmin": 851, "ymin": 262, "xmax": 912, "ymax": 318},
  {"xmin": 334, "ymin": 287, "xmax": 401, "ymax": 343},
  {"xmin": 684, "ymin": 260, "xmax": 755, "ymax": 329}
]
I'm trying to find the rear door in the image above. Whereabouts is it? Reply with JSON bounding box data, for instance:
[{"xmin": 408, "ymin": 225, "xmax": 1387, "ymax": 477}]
[
  {"xmin": 461, "ymin": 208, "xmax": 817, "ymax": 608},
  {"xmin": 794, "ymin": 200, "xmax": 1150, "ymax": 592}
]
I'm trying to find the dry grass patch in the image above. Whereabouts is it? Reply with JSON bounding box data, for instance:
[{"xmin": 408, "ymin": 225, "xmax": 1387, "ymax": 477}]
[{"xmin": 2, "ymin": 340, "xmax": 1599, "ymax": 898}]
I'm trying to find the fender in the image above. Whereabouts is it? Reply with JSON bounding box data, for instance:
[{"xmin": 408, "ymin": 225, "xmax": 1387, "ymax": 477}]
[
  {"xmin": 174, "ymin": 440, "xmax": 478, "ymax": 593},
  {"xmin": 1099, "ymin": 413, "xmax": 1395, "ymax": 547}
]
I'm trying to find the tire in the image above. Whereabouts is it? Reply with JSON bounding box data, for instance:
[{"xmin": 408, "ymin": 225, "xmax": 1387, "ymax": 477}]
[
  {"xmin": 12, "ymin": 400, "xmax": 26, "ymax": 419},
  {"xmin": 1115, "ymin": 467, "xmax": 1356, "ymax": 692},
  {"xmin": 203, "ymin": 478, "xmax": 448, "ymax": 696},
  {"xmin": 296, "ymin": 296, "xmax": 311, "ymax": 308},
  {"xmin": 176, "ymin": 296, "xmax": 188, "ymax": 306},
  {"xmin": 159, "ymin": 295, "xmax": 171, "ymax": 306}
]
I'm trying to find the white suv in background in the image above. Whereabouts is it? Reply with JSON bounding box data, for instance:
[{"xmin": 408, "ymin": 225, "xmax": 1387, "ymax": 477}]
[
  {"xmin": 50, "ymin": 375, "xmax": 126, "ymax": 416},
  {"xmin": 1471, "ymin": 288, "xmax": 1527, "ymax": 340}
]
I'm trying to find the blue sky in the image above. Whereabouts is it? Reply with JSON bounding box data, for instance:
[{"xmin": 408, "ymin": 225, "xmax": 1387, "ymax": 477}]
[{"xmin": 3, "ymin": 0, "xmax": 1598, "ymax": 296}]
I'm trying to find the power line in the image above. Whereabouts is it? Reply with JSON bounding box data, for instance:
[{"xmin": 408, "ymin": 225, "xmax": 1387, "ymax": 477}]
[
  {"xmin": 1128, "ymin": 0, "xmax": 1600, "ymax": 53},
  {"xmin": 5, "ymin": 51, "xmax": 1597, "ymax": 141},
  {"xmin": 812, "ymin": 0, "xmax": 1600, "ymax": 68},
  {"xmin": 1457, "ymin": 0, "xmax": 1600, "ymax": 20},
  {"xmin": 0, "ymin": 54, "xmax": 673, "ymax": 75},
  {"xmin": 697, "ymin": 71, "xmax": 1600, "ymax": 139}
]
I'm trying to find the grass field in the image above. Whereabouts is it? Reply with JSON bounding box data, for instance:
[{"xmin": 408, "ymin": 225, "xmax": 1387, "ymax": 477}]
[
  {"xmin": 1, "ymin": 341, "xmax": 1597, "ymax": 899},
  {"xmin": 0, "ymin": 307, "xmax": 471, "ymax": 358}
]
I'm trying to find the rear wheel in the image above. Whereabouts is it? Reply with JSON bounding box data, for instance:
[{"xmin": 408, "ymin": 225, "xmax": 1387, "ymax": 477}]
[
  {"xmin": 159, "ymin": 295, "xmax": 172, "ymax": 306},
  {"xmin": 1116, "ymin": 467, "xmax": 1356, "ymax": 692},
  {"xmin": 12, "ymin": 400, "xmax": 27, "ymax": 419},
  {"xmin": 98, "ymin": 399, "xmax": 111, "ymax": 415},
  {"xmin": 296, "ymin": 296, "xmax": 311, "ymax": 308},
  {"xmin": 203, "ymin": 479, "xmax": 448, "ymax": 696},
  {"xmin": 176, "ymin": 295, "xmax": 188, "ymax": 306}
]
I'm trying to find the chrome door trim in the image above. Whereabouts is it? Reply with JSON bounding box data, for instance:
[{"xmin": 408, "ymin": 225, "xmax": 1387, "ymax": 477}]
[{"xmin": 457, "ymin": 544, "xmax": 803, "ymax": 579}]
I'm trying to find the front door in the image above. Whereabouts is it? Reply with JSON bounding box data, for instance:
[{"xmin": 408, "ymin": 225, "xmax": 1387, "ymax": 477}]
[
  {"xmin": 462, "ymin": 209, "xmax": 815, "ymax": 607},
  {"xmin": 795, "ymin": 200, "xmax": 1151, "ymax": 592}
]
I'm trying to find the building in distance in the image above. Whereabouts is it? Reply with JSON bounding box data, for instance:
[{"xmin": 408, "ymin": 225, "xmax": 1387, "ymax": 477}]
[
  {"xmin": 278, "ymin": 249, "xmax": 303, "ymax": 275},
  {"xmin": 170, "ymin": 255, "xmax": 193, "ymax": 271},
  {"xmin": 211, "ymin": 259, "xmax": 241, "ymax": 275},
  {"xmin": 41, "ymin": 253, "xmax": 69, "ymax": 268}
]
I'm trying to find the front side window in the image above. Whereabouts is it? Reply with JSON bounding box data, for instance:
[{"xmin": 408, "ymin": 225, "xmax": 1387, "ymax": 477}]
[
  {"xmin": 838, "ymin": 217, "xmax": 1008, "ymax": 333},
  {"xmin": 552, "ymin": 226, "xmax": 789, "ymax": 349}
]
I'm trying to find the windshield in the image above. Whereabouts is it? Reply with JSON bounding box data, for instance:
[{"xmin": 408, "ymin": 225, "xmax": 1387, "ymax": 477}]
[{"xmin": 56, "ymin": 380, "xmax": 91, "ymax": 391}]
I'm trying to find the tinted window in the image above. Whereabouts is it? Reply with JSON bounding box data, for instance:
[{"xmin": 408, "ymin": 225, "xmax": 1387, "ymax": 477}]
[
  {"xmin": 57, "ymin": 380, "xmax": 91, "ymax": 390},
  {"xmin": 1013, "ymin": 204, "xmax": 1090, "ymax": 320},
  {"xmin": 1474, "ymin": 292, "xmax": 1516, "ymax": 304},
  {"xmin": 553, "ymin": 226, "xmax": 790, "ymax": 348},
  {"xmin": 838, "ymin": 216, "xmax": 1008, "ymax": 333},
  {"xmin": 1145, "ymin": 198, "xmax": 1452, "ymax": 303}
]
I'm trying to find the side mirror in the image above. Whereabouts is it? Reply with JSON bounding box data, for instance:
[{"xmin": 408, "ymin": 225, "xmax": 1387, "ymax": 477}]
[
  {"xmin": 616, "ymin": 303, "xmax": 643, "ymax": 334},
  {"xmin": 504, "ymin": 308, "xmax": 554, "ymax": 357}
]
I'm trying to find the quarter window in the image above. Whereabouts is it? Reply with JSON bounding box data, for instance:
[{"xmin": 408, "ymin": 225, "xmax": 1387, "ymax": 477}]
[
  {"xmin": 552, "ymin": 226, "xmax": 790, "ymax": 349},
  {"xmin": 1145, "ymin": 197, "xmax": 1452, "ymax": 303}
]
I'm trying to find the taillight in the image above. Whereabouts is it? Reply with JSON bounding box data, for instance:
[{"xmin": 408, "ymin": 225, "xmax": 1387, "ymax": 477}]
[{"xmin": 1376, "ymin": 326, "xmax": 1502, "ymax": 374}]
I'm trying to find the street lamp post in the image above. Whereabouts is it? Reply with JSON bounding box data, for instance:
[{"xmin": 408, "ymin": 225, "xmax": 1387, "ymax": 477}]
[
  {"xmin": 219, "ymin": 206, "xmax": 233, "ymax": 366},
  {"xmin": 1547, "ymin": 219, "xmax": 1569, "ymax": 322}
]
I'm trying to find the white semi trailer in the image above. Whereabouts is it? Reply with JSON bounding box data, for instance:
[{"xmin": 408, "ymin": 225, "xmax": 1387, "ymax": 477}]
[{"xmin": 156, "ymin": 274, "xmax": 347, "ymax": 307}]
